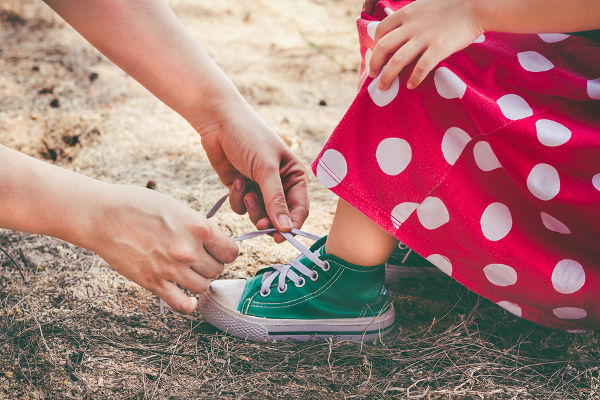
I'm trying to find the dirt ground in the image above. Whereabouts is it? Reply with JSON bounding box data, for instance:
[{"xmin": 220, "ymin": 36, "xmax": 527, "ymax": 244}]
[{"xmin": 0, "ymin": 0, "xmax": 598, "ymax": 399}]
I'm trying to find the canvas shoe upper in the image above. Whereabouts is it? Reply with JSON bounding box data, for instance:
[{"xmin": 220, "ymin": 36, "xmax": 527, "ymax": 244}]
[{"xmin": 198, "ymin": 236, "xmax": 395, "ymax": 341}]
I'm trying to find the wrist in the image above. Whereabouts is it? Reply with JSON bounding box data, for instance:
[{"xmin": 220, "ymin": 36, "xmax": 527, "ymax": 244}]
[
  {"xmin": 464, "ymin": 0, "xmax": 489, "ymax": 34},
  {"xmin": 62, "ymin": 181, "xmax": 115, "ymax": 253}
]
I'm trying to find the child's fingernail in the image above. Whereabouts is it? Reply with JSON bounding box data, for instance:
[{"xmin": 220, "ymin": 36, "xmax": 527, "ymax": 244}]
[
  {"xmin": 407, "ymin": 81, "xmax": 415, "ymax": 89},
  {"xmin": 378, "ymin": 81, "xmax": 386, "ymax": 90},
  {"xmin": 277, "ymin": 214, "xmax": 293, "ymax": 230}
]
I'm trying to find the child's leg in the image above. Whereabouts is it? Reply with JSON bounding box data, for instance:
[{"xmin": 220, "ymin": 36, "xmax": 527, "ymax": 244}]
[{"xmin": 325, "ymin": 199, "xmax": 397, "ymax": 266}]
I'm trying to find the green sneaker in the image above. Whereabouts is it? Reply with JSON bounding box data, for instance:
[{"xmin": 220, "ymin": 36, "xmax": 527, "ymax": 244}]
[
  {"xmin": 385, "ymin": 243, "xmax": 445, "ymax": 284},
  {"xmin": 198, "ymin": 232, "xmax": 395, "ymax": 342}
]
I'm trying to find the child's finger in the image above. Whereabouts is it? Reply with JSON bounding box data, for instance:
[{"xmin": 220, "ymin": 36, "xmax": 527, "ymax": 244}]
[
  {"xmin": 407, "ymin": 48, "xmax": 440, "ymax": 89},
  {"xmin": 372, "ymin": 9, "xmax": 404, "ymax": 48},
  {"xmin": 369, "ymin": 27, "xmax": 408, "ymax": 78},
  {"xmin": 378, "ymin": 39, "xmax": 425, "ymax": 90}
]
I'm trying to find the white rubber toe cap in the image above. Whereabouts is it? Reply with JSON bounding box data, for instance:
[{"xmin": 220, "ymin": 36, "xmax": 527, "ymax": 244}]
[{"xmin": 208, "ymin": 279, "xmax": 247, "ymax": 311}]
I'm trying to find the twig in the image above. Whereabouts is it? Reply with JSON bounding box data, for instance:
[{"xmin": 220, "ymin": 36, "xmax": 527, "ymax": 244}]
[{"xmin": 1, "ymin": 246, "xmax": 28, "ymax": 282}]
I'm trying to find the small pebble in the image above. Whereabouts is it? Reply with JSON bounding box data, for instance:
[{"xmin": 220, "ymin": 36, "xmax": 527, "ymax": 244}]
[
  {"xmin": 146, "ymin": 180, "xmax": 157, "ymax": 190},
  {"xmin": 4, "ymin": 371, "xmax": 14, "ymax": 380}
]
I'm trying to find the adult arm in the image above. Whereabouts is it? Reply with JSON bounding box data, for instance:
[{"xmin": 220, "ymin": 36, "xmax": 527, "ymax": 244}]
[
  {"xmin": 42, "ymin": 0, "xmax": 309, "ymax": 239},
  {"xmin": 0, "ymin": 144, "xmax": 238, "ymax": 313}
]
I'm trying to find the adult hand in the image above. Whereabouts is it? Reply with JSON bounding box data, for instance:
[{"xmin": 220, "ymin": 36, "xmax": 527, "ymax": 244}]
[
  {"xmin": 196, "ymin": 101, "xmax": 309, "ymax": 243},
  {"xmin": 87, "ymin": 184, "xmax": 239, "ymax": 314},
  {"xmin": 368, "ymin": 0, "xmax": 483, "ymax": 90}
]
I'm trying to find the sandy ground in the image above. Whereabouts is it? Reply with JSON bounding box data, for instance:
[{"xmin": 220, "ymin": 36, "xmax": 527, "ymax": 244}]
[{"xmin": 0, "ymin": 1, "xmax": 599, "ymax": 399}]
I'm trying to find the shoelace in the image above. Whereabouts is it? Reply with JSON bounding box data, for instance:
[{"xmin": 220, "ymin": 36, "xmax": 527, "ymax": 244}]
[
  {"xmin": 397, "ymin": 243, "xmax": 413, "ymax": 264},
  {"xmin": 210, "ymin": 194, "xmax": 328, "ymax": 296},
  {"xmin": 161, "ymin": 193, "xmax": 326, "ymax": 311}
]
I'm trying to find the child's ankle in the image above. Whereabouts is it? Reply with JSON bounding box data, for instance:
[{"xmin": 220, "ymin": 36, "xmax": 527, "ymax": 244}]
[{"xmin": 324, "ymin": 236, "xmax": 393, "ymax": 267}]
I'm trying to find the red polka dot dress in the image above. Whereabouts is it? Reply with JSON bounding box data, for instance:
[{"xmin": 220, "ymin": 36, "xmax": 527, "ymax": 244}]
[{"xmin": 312, "ymin": 0, "xmax": 600, "ymax": 331}]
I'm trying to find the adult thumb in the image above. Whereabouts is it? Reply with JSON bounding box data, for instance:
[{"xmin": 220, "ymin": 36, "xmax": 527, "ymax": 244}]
[{"xmin": 259, "ymin": 172, "xmax": 293, "ymax": 232}]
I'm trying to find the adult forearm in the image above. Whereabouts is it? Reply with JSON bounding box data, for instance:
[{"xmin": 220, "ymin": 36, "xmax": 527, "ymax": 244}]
[
  {"xmin": 0, "ymin": 144, "xmax": 104, "ymax": 247},
  {"xmin": 472, "ymin": 0, "xmax": 600, "ymax": 34},
  {"xmin": 42, "ymin": 0, "xmax": 243, "ymax": 131}
]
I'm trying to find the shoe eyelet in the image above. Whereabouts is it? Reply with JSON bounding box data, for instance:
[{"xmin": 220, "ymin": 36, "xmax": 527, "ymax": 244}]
[
  {"xmin": 310, "ymin": 271, "xmax": 319, "ymax": 281},
  {"xmin": 277, "ymin": 284, "xmax": 288, "ymax": 294},
  {"xmin": 295, "ymin": 277, "xmax": 306, "ymax": 288},
  {"xmin": 321, "ymin": 261, "xmax": 331, "ymax": 272},
  {"xmin": 259, "ymin": 288, "xmax": 271, "ymax": 297}
]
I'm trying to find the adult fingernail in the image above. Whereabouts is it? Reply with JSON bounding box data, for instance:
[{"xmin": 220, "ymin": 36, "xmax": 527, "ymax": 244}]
[
  {"xmin": 234, "ymin": 179, "xmax": 242, "ymax": 192},
  {"xmin": 277, "ymin": 214, "xmax": 293, "ymax": 230},
  {"xmin": 407, "ymin": 81, "xmax": 415, "ymax": 89},
  {"xmin": 190, "ymin": 297, "xmax": 198, "ymax": 309},
  {"xmin": 245, "ymin": 195, "xmax": 256, "ymax": 210},
  {"xmin": 378, "ymin": 81, "xmax": 387, "ymax": 90}
]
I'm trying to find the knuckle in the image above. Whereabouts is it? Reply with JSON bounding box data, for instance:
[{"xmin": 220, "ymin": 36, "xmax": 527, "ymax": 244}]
[
  {"xmin": 162, "ymin": 265, "xmax": 179, "ymax": 281},
  {"xmin": 192, "ymin": 220, "xmax": 211, "ymax": 239},
  {"xmin": 171, "ymin": 245, "xmax": 195, "ymax": 263},
  {"xmin": 269, "ymin": 192, "xmax": 288, "ymax": 208}
]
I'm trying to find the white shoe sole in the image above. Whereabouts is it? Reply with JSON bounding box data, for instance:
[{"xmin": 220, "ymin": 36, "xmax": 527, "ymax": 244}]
[{"xmin": 198, "ymin": 292, "xmax": 395, "ymax": 342}]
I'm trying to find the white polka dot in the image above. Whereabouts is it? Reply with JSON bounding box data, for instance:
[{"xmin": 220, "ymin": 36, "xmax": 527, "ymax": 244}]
[
  {"xmin": 480, "ymin": 203, "xmax": 512, "ymax": 241},
  {"xmin": 384, "ymin": 7, "xmax": 394, "ymax": 15},
  {"xmin": 552, "ymin": 259, "xmax": 585, "ymax": 294},
  {"xmin": 553, "ymin": 307, "xmax": 587, "ymax": 320},
  {"xmin": 484, "ymin": 264, "xmax": 518, "ymax": 287},
  {"xmin": 497, "ymin": 301, "xmax": 522, "ymax": 317},
  {"xmin": 417, "ymin": 197, "xmax": 450, "ymax": 230},
  {"xmin": 538, "ymin": 33, "xmax": 570, "ymax": 43},
  {"xmin": 368, "ymin": 75, "xmax": 400, "ymax": 107},
  {"xmin": 536, "ymin": 119, "xmax": 571, "ymax": 147},
  {"xmin": 540, "ymin": 212, "xmax": 571, "ymax": 234},
  {"xmin": 367, "ymin": 21, "xmax": 379, "ymax": 39},
  {"xmin": 497, "ymin": 94, "xmax": 533, "ymax": 120},
  {"xmin": 316, "ymin": 149, "xmax": 347, "ymax": 188},
  {"xmin": 441, "ymin": 127, "xmax": 471, "ymax": 165},
  {"xmin": 527, "ymin": 163, "xmax": 560, "ymax": 201},
  {"xmin": 473, "ymin": 141, "xmax": 502, "ymax": 171},
  {"xmin": 391, "ymin": 202, "xmax": 419, "ymax": 229},
  {"xmin": 376, "ymin": 138, "xmax": 412, "ymax": 175},
  {"xmin": 472, "ymin": 34, "xmax": 485, "ymax": 44},
  {"xmin": 517, "ymin": 51, "xmax": 554, "ymax": 72},
  {"xmin": 425, "ymin": 254, "xmax": 452, "ymax": 276},
  {"xmin": 434, "ymin": 67, "xmax": 467, "ymax": 99},
  {"xmin": 593, "ymin": 173, "xmax": 600, "ymax": 191},
  {"xmin": 359, "ymin": 49, "xmax": 373, "ymax": 85},
  {"xmin": 364, "ymin": 49, "xmax": 372, "ymax": 73},
  {"xmin": 588, "ymin": 78, "xmax": 600, "ymax": 99}
]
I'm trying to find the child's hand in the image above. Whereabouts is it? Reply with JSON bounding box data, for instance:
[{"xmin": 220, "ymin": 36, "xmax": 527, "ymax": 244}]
[{"xmin": 368, "ymin": 0, "xmax": 483, "ymax": 90}]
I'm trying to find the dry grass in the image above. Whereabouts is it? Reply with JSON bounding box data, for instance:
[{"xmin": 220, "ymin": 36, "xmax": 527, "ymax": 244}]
[
  {"xmin": 0, "ymin": 1, "xmax": 598, "ymax": 399},
  {"xmin": 1, "ymin": 231, "xmax": 599, "ymax": 399}
]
